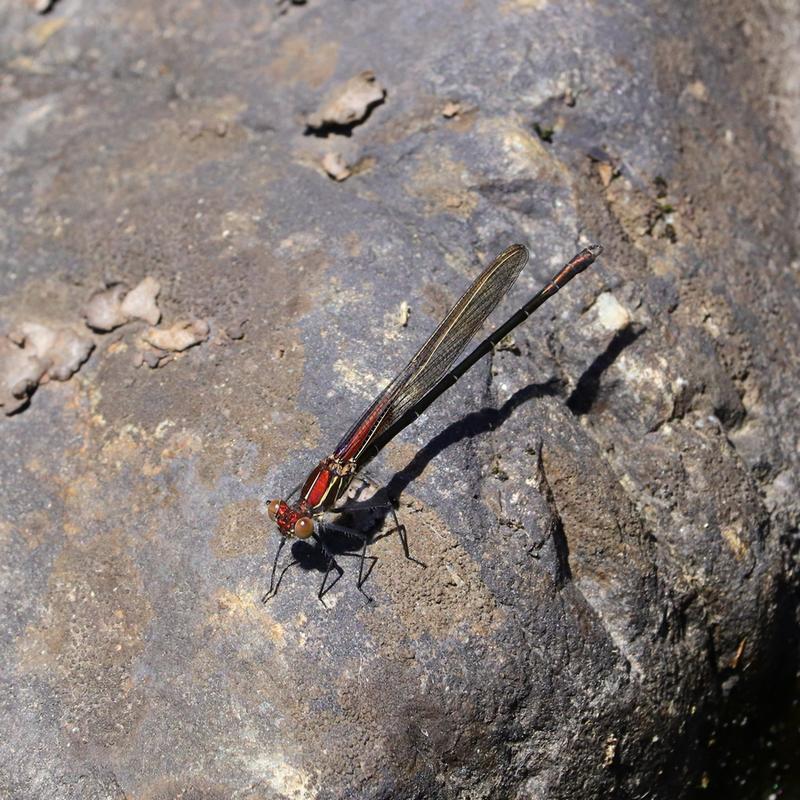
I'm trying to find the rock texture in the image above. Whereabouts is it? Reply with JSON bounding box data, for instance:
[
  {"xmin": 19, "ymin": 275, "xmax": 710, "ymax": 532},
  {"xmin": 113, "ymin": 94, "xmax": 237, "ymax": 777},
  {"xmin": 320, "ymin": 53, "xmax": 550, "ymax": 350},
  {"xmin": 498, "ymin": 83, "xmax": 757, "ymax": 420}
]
[{"xmin": 0, "ymin": 2, "xmax": 798, "ymax": 799}]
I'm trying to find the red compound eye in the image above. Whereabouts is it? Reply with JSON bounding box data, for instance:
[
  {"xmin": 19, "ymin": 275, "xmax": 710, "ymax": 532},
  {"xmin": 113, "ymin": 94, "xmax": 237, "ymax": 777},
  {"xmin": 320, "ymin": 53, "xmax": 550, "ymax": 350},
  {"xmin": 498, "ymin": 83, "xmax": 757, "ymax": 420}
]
[
  {"xmin": 294, "ymin": 517, "xmax": 313, "ymax": 539},
  {"xmin": 267, "ymin": 499, "xmax": 281, "ymax": 521}
]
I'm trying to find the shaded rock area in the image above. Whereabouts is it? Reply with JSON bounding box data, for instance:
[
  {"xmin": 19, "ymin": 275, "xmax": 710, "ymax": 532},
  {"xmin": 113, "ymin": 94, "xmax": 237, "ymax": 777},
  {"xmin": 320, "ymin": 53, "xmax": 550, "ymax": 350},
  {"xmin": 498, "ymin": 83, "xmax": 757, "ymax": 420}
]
[{"xmin": 0, "ymin": 2, "xmax": 798, "ymax": 800}]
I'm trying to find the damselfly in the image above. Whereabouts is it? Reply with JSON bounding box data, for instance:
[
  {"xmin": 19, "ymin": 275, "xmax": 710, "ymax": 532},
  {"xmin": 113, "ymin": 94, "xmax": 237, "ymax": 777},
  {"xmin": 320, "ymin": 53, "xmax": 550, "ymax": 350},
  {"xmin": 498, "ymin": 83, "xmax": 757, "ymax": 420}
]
[{"xmin": 265, "ymin": 242, "xmax": 603, "ymax": 602}]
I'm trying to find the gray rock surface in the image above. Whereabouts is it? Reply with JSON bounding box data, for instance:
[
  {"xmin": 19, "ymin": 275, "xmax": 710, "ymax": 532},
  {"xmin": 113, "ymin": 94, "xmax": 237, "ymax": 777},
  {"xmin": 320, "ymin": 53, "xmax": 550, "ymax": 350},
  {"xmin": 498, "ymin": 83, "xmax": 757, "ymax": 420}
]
[{"xmin": 1, "ymin": 1, "xmax": 798, "ymax": 799}]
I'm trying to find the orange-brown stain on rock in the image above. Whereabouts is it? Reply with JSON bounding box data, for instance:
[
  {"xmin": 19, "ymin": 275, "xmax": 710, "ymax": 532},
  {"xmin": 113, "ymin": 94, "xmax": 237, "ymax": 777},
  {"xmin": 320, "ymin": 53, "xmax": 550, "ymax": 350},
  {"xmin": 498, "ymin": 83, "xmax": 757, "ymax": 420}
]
[
  {"xmin": 194, "ymin": 589, "xmax": 320, "ymax": 737},
  {"xmin": 383, "ymin": 440, "xmax": 422, "ymax": 478},
  {"xmin": 16, "ymin": 530, "xmax": 152, "ymax": 751},
  {"xmin": 447, "ymin": 105, "xmax": 479, "ymax": 134},
  {"xmin": 501, "ymin": 0, "xmax": 549, "ymax": 12},
  {"xmin": 160, "ymin": 429, "xmax": 204, "ymax": 461},
  {"xmin": 62, "ymin": 470, "xmax": 106, "ymax": 524},
  {"xmin": 344, "ymin": 231, "xmax": 362, "ymax": 258},
  {"xmin": 98, "ymin": 429, "xmax": 142, "ymax": 469},
  {"xmin": 211, "ymin": 499, "xmax": 267, "ymax": 559},
  {"xmin": 721, "ymin": 526, "xmax": 750, "ymax": 561},
  {"xmin": 209, "ymin": 588, "xmax": 286, "ymax": 648},
  {"xmin": 136, "ymin": 777, "xmax": 238, "ymax": 800}
]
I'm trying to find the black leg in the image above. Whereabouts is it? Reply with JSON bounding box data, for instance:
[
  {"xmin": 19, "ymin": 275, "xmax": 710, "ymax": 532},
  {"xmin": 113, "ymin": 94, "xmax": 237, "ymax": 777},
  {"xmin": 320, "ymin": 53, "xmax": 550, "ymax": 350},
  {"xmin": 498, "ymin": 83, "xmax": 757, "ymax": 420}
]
[
  {"xmin": 333, "ymin": 503, "xmax": 424, "ymax": 568},
  {"xmin": 356, "ymin": 470, "xmax": 402, "ymax": 529},
  {"xmin": 357, "ymin": 534, "xmax": 370, "ymax": 591},
  {"xmin": 369, "ymin": 522, "xmax": 426, "ymax": 569},
  {"xmin": 334, "ymin": 501, "xmax": 396, "ymax": 514},
  {"xmin": 395, "ymin": 522, "xmax": 427, "ymax": 569},
  {"xmin": 323, "ymin": 522, "xmax": 376, "ymax": 601},
  {"xmin": 262, "ymin": 556, "xmax": 300, "ymax": 603},
  {"xmin": 262, "ymin": 535, "xmax": 288, "ymax": 602},
  {"xmin": 316, "ymin": 539, "xmax": 344, "ymax": 606},
  {"xmin": 357, "ymin": 471, "xmax": 426, "ymax": 569}
]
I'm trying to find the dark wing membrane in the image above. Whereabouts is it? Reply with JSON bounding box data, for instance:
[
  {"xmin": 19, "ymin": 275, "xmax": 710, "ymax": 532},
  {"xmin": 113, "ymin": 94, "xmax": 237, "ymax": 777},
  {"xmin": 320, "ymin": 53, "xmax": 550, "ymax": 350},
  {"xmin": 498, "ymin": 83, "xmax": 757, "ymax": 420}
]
[{"xmin": 334, "ymin": 244, "xmax": 529, "ymax": 463}]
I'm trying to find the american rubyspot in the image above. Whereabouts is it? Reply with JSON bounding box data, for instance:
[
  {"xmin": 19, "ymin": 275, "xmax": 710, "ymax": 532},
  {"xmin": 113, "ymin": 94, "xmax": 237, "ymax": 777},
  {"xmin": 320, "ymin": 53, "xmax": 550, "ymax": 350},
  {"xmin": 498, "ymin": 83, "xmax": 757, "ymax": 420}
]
[{"xmin": 264, "ymin": 242, "xmax": 603, "ymax": 602}]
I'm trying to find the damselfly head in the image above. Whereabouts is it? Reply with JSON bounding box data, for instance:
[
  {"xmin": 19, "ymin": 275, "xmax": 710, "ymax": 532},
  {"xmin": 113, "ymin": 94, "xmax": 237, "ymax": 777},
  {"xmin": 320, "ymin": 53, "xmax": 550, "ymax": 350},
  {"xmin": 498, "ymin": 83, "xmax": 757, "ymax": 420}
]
[{"xmin": 267, "ymin": 498, "xmax": 315, "ymax": 539}]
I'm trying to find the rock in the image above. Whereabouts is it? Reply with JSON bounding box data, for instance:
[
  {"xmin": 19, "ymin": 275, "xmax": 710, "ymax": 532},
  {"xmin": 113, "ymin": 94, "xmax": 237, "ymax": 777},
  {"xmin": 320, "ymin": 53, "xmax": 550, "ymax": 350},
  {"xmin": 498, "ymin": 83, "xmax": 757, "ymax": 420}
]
[
  {"xmin": 120, "ymin": 276, "xmax": 161, "ymax": 326},
  {"xmin": 593, "ymin": 292, "xmax": 631, "ymax": 333},
  {"xmin": 11, "ymin": 322, "xmax": 95, "ymax": 382},
  {"xmin": 85, "ymin": 277, "xmax": 162, "ymax": 331},
  {"xmin": 306, "ymin": 70, "xmax": 386, "ymax": 133},
  {"xmin": 1, "ymin": 323, "xmax": 94, "ymax": 414},
  {"xmin": 0, "ymin": 2, "xmax": 797, "ymax": 799},
  {"xmin": 142, "ymin": 349, "xmax": 166, "ymax": 368},
  {"xmin": 83, "ymin": 283, "xmax": 129, "ymax": 332},
  {"xmin": 442, "ymin": 100, "xmax": 461, "ymax": 119},
  {"xmin": 142, "ymin": 318, "xmax": 209, "ymax": 351},
  {"xmin": 28, "ymin": 0, "xmax": 57, "ymax": 13},
  {"xmin": 225, "ymin": 319, "xmax": 248, "ymax": 340},
  {"xmin": 0, "ymin": 336, "xmax": 48, "ymax": 414},
  {"xmin": 321, "ymin": 151, "xmax": 351, "ymax": 181}
]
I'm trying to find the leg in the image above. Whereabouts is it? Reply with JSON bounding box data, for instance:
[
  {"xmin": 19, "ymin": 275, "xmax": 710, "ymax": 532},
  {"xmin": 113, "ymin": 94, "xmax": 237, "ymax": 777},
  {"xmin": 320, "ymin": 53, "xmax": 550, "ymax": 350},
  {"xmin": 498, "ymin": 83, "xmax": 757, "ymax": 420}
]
[
  {"xmin": 262, "ymin": 556, "xmax": 300, "ymax": 603},
  {"xmin": 323, "ymin": 521, "xmax": 377, "ymax": 600},
  {"xmin": 316, "ymin": 537, "xmax": 344, "ymax": 606},
  {"xmin": 357, "ymin": 471, "xmax": 426, "ymax": 569},
  {"xmin": 334, "ymin": 501, "xmax": 396, "ymax": 513},
  {"xmin": 261, "ymin": 558, "xmax": 300, "ymax": 604},
  {"xmin": 262, "ymin": 535, "xmax": 288, "ymax": 602},
  {"xmin": 386, "ymin": 521, "xmax": 426, "ymax": 568},
  {"xmin": 332, "ymin": 498, "xmax": 404, "ymax": 542},
  {"xmin": 355, "ymin": 470, "xmax": 401, "ymax": 530}
]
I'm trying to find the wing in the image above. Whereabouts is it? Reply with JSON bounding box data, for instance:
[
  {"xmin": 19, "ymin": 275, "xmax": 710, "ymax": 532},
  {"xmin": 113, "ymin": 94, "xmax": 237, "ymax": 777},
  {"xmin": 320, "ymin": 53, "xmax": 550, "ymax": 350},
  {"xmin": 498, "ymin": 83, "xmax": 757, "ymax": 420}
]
[{"xmin": 333, "ymin": 244, "xmax": 529, "ymax": 463}]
